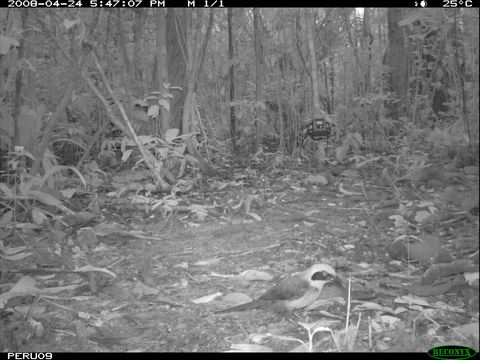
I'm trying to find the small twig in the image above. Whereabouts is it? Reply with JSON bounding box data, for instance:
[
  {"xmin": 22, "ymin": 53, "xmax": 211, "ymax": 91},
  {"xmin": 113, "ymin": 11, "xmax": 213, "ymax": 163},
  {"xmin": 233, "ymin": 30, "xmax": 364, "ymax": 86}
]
[
  {"xmin": 314, "ymin": 206, "xmax": 380, "ymax": 211},
  {"xmin": 184, "ymin": 271, "xmax": 197, "ymax": 282},
  {"xmin": 89, "ymin": 51, "xmax": 170, "ymax": 190},
  {"xmin": 25, "ymin": 295, "xmax": 41, "ymax": 320},
  {"xmin": 350, "ymin": 312, "xmax": 361, "ymax": 351},
  {"xmin": 360, "ymin": 181, "xmax": 373, "ymax": 212},
  {"xmin": 344, "ymin": 275, "xmax": 351, "ymax": 349},
  {"xmin": 422, "ymin": 312, "xmax": 469, "ymax": 341},
  {"xmin": 15, "ymin": 232, "xmax": 31, "ymax": 248},
  {"xmin": 39, "ymin": 296, "xmax": 79, "ymax": 314},
  {"xmin": 157, "ymin": 212, "xmax": 174, "ymax": 232},
  {"xmin": 235, "ymin": 319, "xmax": 249, "ymax": 339},
  {"xmin": 368, "ymin": 315, "xmax": 372, "ymax": 350},
  {"xmin": 106, "ymin": 257, "xmax": 126, "ymax": 269}
]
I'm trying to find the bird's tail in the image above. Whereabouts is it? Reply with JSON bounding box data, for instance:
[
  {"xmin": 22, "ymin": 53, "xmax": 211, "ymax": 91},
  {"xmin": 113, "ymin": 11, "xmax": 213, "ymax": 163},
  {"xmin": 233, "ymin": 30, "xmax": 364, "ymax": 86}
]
[{"xmin": 214, "ymin": 300, "xmax": 260, "ymax": 313}]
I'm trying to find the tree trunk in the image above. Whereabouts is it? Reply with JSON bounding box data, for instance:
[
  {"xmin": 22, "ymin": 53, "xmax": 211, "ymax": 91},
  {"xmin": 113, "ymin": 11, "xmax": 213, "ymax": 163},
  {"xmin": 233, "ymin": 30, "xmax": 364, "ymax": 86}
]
[
  {"xmin": 363, "ymin": 8, "xmax": 374, "ymax": 94},
  {"xmin": 227, "ymin": 8, "xmax": 237, "ymax": 152},
  {"xmin": 179, "ymin": 10, "xmax": 216, "ymax": 176},
  {"xmin": 133, "ymin": 9, "xmax": 145, "ymax": 94},
  {"xmin": 117, "ymin": 10, "xmax": 133, "ymax": 123},
  {"xmin": 153, "ymin": 9, "xmax": 169, "ymax": 138},
  {"xmin": 387, "ymin": 8, "xmax": 407, "ymax": 116},
  {"xmin": 195, "ymin": 9, "xmax": 213, "ymax": 93},
  {"xmin": 253, "ymin": 8, "xmax": 264, "ymax": 152},
  {"xmin": 305, "ymin": 10, "xmax": 321, "ymax": 117},
  {"xmin": 305, "ymin": 9, "xmax": 327, "ymax": 165},
  {"xmin": 13, "ymin": 10, "xmax": 29, "ymax": 148},
  {"xmin": 167, "ymin": 9, "xmax": 186, "ymax": 130}
]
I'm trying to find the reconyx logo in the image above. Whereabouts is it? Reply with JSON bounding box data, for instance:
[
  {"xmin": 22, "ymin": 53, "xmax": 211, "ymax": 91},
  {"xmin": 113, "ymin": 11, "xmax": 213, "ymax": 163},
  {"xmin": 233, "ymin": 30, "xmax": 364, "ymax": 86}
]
[{"xmin": 428, "ymin": 345, "xmax": 477, "ymax": 360}]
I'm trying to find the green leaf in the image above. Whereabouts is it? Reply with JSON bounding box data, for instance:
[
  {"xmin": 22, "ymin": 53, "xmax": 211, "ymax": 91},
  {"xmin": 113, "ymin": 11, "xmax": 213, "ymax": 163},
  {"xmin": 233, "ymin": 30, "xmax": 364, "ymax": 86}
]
[
  {"xmin": 165, "ymin": 129, "xmax": 179, "ymax": 143},
  {"xmin": 63, "ymin": 19, "xmax": 79, "ymax": 30},
  {"xmin": 398, "ymin": 12, "xmax": 424, "ymax": 27},
  {"xmin": 23, "ymin": 190, "xmax": 62, "ymax": 207},
  {"xmin": 38, "ymin": 165, "xmax": 85, "ymax": 189},
  {"xmin": 148, "ymin": 104, "xmax": 159, "ymax": 118},
  {"xmin": 32, "ymin": 209, "xmax": 48, "ymax": 225},
  {"xmin": 122, "ymin": 149, "xmax": 133, "ymax": 162},
  {"xmin": 158, "ymin": 99, "xmax": 170, "ymax": 112},
  {"xmin": 0, "ymin": 35, "xmax": 19, "ymax": 55},
  {"xmin": 133, "ymin": 109, "xmax": 148, "ymax": 122},
  {"xmin": 0, "ymin": 183, "xmax": 14, "ymax": 197}
]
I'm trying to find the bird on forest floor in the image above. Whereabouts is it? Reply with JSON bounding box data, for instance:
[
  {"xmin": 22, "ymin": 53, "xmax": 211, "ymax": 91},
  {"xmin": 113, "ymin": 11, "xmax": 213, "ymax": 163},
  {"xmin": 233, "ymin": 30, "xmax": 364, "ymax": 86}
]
[{"xmin": 215, "ymin": 263, "xmax": 346, "ymax": 314}]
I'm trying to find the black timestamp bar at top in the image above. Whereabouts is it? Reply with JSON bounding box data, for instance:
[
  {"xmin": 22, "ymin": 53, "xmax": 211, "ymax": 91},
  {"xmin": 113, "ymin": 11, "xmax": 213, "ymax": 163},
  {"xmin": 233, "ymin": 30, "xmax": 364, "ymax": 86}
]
[
  {"xmin": 89, "ymin": 0, "xmax": 226, "ymax": 7},
  {"xmin": 4, "ymin": 0, "xmax": 224, "ymax": 6},
  {"xmin": 4, "ymin": 0, "xmax": 478, "ymax": 8}
]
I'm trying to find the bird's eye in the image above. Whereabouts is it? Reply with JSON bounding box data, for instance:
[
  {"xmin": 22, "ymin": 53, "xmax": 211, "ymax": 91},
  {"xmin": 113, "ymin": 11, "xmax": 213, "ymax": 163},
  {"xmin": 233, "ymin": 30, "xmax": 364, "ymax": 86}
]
[{"xmin": 311, "ymin": 271, "xmax": 330, "ymax": 281}]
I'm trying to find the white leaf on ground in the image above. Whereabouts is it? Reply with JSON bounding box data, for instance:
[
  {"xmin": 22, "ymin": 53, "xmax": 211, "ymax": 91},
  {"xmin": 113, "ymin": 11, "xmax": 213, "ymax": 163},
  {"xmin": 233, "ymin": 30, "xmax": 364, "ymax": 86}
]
[
  {"xmin": 248, "ymin": 333, "xmax": 270, "ymax": 344},
  {"xmin": 306, "ymin": 174, "xmax": 328, "ymax": 186},
  {"xmin": 395, "ymin": 295, "xmax": 430, "ymax": 307},
  {"xmin": 290, "ymin": 344, "xmax": 310, "ymax": 352},
  {"xmin": 370, "ymin": 320, "xmax": 382, "ymax": 333},
  {"xmin": 174, "ymin": 262, "xmax": 189, "ymax": 269},
  {"xmin": 380, "ymin": 315, "xmax": 402, "ymax": 328},
  {"xmin": 415, "ymin": 210, "xmax": 431, "ymax": 223},
  {"xmin": 209, "ymin": 272, "xmax": 235, "ymax": 278},
  {"xmin": 237, "ymin": 270, "xmax": 273, "ymax": 281},
  {"xmin": 338, "ymin": 183, "xmax": 361, "ymax": 196},
  {"xmin": 74, "ymin": 265, "xmax": 116, "ymax": 279},
  {"xmin": 247, "ymin": 212, "xmax": 262, "ymax": 221},
  {"xmin": 389, "ymin": 215, "xmax": 409, "ymax": 228},
  {"xmin": 0, "ymin": 276, "xmax": 43, "ymax": 309},
  {"xmin": 464, "ymin": 272, "xmax": 479, "ymax": 287},
  {"xmin": 195, "ymin": 258, "xmax": 221, "ymax": 266},
  {"xmin": 192, "ymin": 292, "xmax": 223, "ymax": 304},
  {"xmin": 394, "ymin": 307, "xmax": 408, "ymax": 315},
  {"xmin": 227, "ymin": 344, "xmax": 273, "ymax": 352}
]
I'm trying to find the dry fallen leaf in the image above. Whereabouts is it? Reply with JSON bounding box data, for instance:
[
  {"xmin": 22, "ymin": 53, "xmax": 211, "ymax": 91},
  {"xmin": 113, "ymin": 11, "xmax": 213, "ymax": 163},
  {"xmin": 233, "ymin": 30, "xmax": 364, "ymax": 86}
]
[
  {"xmin": 227, "ymin": 343, "xmax": 273, "ymax": 352},
  {"xmin": 132, "ymin": 281, "xmax": 160, "ymax": 297},
  {"xmin": 192, "ymin": 292, "xmax": 223, "ymax": 304},
  {"xmin": 453, "ymin": 322, "xmax": 479, "ymax": 342},
  {"xmin": 236, "ymin": 270, "xmax": 273, "ymax": 281}
]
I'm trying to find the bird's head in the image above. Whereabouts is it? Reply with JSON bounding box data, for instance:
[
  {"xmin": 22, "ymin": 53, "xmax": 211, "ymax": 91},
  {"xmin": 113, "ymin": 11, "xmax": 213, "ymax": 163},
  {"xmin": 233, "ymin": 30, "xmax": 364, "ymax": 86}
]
[{"xmin": 302, "ymin": 263, "xmax": 346, "ymax": 291}]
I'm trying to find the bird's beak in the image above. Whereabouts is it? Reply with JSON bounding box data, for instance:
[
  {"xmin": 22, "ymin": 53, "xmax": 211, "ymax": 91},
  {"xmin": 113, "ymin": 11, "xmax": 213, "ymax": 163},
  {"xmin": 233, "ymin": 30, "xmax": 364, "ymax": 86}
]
[{"xmin": 332, "ymin": 275, "xmax": 347, "ymax": 290}]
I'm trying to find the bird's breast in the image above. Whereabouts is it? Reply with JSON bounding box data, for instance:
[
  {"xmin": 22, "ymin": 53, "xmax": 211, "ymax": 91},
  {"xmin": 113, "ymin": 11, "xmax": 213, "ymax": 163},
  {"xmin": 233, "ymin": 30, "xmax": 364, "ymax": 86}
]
[{"xmin": 282, "ymin": 288, "xmax": 321, "ymax": 311}]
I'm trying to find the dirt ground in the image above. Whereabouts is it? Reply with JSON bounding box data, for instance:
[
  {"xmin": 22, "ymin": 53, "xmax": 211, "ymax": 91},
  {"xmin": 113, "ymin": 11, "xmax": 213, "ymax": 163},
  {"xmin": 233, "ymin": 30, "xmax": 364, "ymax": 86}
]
[{"xmin": 2, "ymin": 162, "xmax": 479, "ymax": 352}]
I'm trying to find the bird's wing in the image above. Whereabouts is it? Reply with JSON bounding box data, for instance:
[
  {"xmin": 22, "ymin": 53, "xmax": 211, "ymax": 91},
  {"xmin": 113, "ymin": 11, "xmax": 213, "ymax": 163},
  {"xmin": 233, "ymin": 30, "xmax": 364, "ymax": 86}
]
[
  {"xmin": 214, "ymin": 300, "xmax": 260, "ymax": 313},
  {"xmin": 258, "ymin": 276, "xmax": 310, "ymax": 301}
]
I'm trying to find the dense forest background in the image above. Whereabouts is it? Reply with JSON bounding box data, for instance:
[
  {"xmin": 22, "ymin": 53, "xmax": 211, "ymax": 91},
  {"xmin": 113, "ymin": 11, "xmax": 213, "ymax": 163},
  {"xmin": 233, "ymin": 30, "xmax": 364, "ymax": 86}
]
[{"xmin": 0, "ymin": 8, "xmax": 478, "ymax": 180}]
